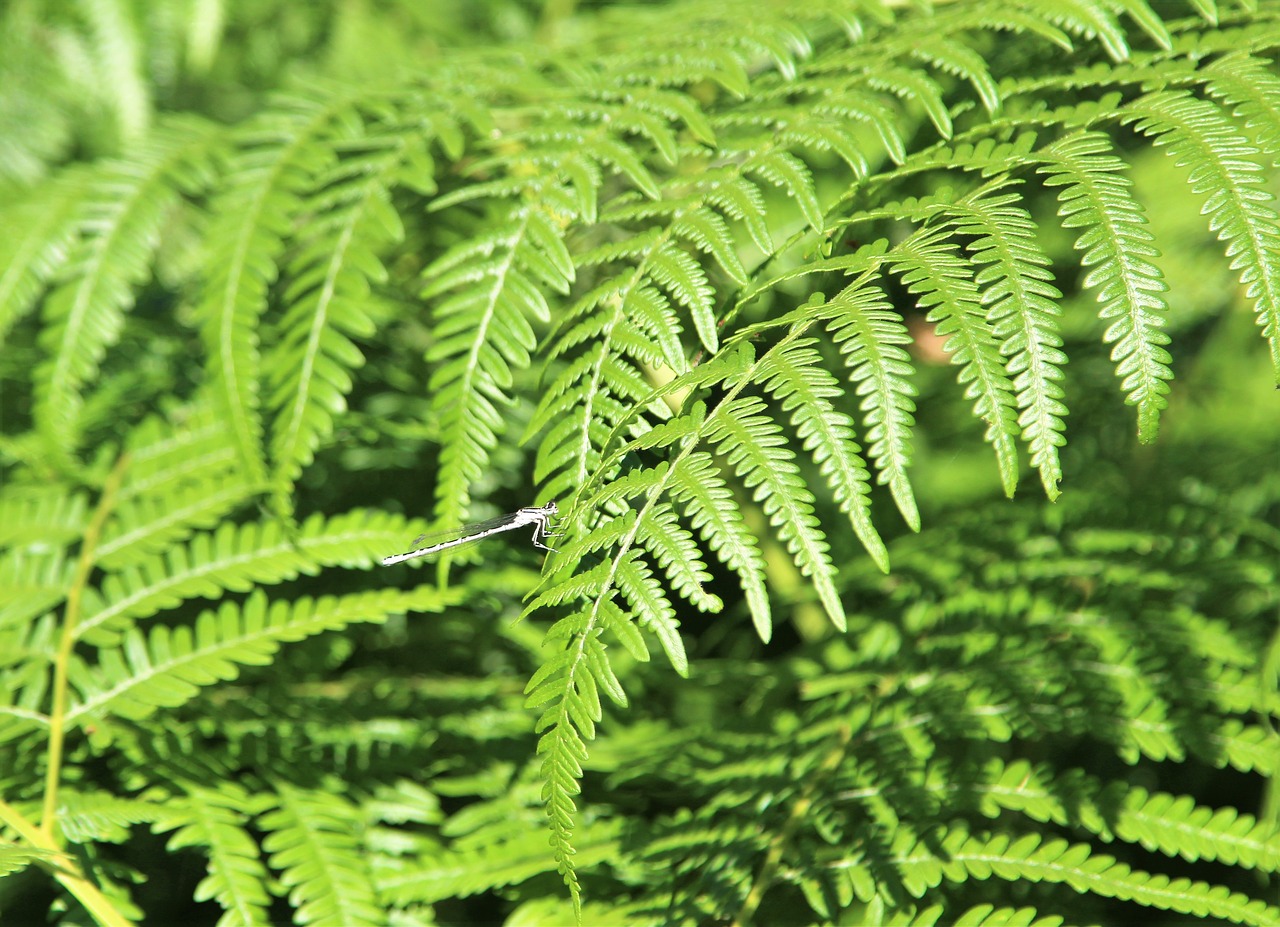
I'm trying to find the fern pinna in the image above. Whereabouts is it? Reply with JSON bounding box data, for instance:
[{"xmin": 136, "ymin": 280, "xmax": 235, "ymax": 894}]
[{"xmin": 2, "ymin": 0, "xmax": 1280, "ymax": 924}]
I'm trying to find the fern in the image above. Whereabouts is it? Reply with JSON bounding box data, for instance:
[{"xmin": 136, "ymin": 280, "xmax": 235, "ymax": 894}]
[
  {"xmin": 1125, "ymin": 88, "xmax": 1280, "ymax": 381},
  {"xmin": 196, "ymin": 93, "xmax": 358, "ymax": 489},
  {"xmin": 266, "ymin": 126, "xmax": 413, "ymax": 501},
  {"xmin": 259, "ymin": 783, "xmax": 383, "ymax": 926},
  {"xmin": 160, "ymin": 785, "xmax": 273, "ymax": 927},
  {"xmin": 3, "ymin": 1, "xmax": 1280, "ymax": 924},
  {"xmin": 942, "ymin": 185, "xmax": 1067, "ymax": 498},
  {"xmin": 34, "ymin": 120, "xmax": 218, "ymax": 463}
]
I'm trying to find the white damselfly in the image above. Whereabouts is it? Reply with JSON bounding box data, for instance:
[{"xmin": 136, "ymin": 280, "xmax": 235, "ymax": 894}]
[{"xmin": 381, "ymin": 502, "xmax": 558, "ymax": 566}]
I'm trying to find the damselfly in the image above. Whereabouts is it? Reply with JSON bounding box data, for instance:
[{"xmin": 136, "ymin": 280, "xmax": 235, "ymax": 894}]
[{"xmin": 380, "ymin": 502, "xmax": 558, "ymax": 566}]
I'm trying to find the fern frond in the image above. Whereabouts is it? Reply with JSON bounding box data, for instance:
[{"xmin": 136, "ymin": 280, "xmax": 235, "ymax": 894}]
[
  {"xmin": 750, "ymin": 149, "xmax": 823, "ymax": 230},
  {"xmin": 0, "ymin": 846, "xmax": 54, "ymax": 879},
  {"xmin": 1202, "ymin": 51, "xmax": 1280, "ymax": 159},
  {"xmin": 532, "ymin": 193, "xmax": 746, "ymax": 499},
  {"xmin": 0, "ymin": 486, "xmax": 89, "ymax": 551},
  {"xmin": 891, "ymin": 231, "xmax": 1021, "ymax": 495},
  {"xmin": 980, "ymin": 759, "xmax": 1280, "ymax": 872},
  {"xmin": 1015, "ymin": 0, "xmax": 1132, "ymax": 61},
  {"xmin": 908, "ymin": 38, "xmax": 1000, "ymax": 114},
  {"xmin": 33, "ymin": 119, "xmax": 217, "ymax": 461},
  {"xmin": 760, "ymin": 336, "xmax": 889, "ymax": 571},
  {"xmin": 0, "ymin": 175, "xmax": 85, "ymax": 344},
  {"xmin": 611, "ymin": 552, "xmax": 675, "ymax": 672},
  {"xmin": 260, "ymin": 783, "xmax": 383, "ymax": 927},
  {"xmin": 378, "ymin": 819, "xmax": 622, "ymax": 906},
  {"xmin": 94, "ymin": 400, "xmax": 254, "ymax": 568},
  {"xmin": 67, "ymin": 586, "xmax": 450, "ymax": 724},
  {"xmin": 669, "ymin": 450, "xmax": 772, "ymax": 637},
  {"xmin": 197, "ymin": 93, "xmax": 356, "ymax": 488},
  {"xmin": 77, "ymin": 509, "xmax": 436, "ymax": 645},
  {"xmin": 161, "ymin": 785, "xmax": 272, "ymax": 927},
  {"xmin": 56, "ymin": 789, "xmax": 166, "ymax": 844},
  {"xmin": 524, "ymin": 624, "xmax": 592, "ymax": 916},
  {"xmin": 424, "ymin": 195, "xmax": 574, "ymax": 530},
  {"xmin": 889, "ymin": 826, "xmax": 1279, "ymax": 925},
  {"xmin": 707, "ymin": 392, "xmax": 844, "ymax": 635},
  {"xmin": 868, "ymin": 66, "xmax": 955, "ymax": 140},
  {"xmin": 943, "ymin": 185, "xmax": 1067, "ymax": 498},
  {"xmin": 636, "ymin": 501, "xmax": 721, "ymax": 619},
  {"xmin": 1039, "ymin": 131, "xmax": 1172, "ymax": 441},
  {"xmin": 820, "ymin": 281, "xmax": 921, "ymax": 531},
  {"xmin": 267, "ymin": 128, "xmax": 412, "ymax": 503},
  {"xmin": 1125, "ymin": 90, "xmax": 1280, "ymax": 381}
]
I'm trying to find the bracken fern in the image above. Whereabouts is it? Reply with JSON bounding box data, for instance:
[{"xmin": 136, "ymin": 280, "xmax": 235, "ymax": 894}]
[{"xmin": 2, "ymin": 0, "xmax": 1280, "ymax": 924}]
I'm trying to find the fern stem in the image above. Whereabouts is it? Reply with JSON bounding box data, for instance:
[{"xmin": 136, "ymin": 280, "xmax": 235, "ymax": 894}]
[
  {"xmin": 732, "ymin": 723, "xmax": 853, "ymax": 927},
  {"xmin": 0, "ymin": 798, "xmax": 133, "ymax": 927},
  {"xmin": 41, "ymin": 452, "xmax": 131, "ymax": 839}
]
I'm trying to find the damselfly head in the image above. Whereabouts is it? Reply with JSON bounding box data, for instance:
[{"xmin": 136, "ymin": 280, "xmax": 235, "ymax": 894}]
[{"xmin": 545, "ymin": 501, "xmax": 558, "ymax": 515}]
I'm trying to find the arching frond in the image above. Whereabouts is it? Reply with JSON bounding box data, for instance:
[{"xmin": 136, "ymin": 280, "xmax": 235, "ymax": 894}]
[
  {"xmin": 196, "ymin": 94, "xmax": 358, "ymax": 488},
  {"xmin": 891, "ymin": 231, "xmax": 1021, "ymax": 494},
  {"xmin": 1038, "ymin": 131, "xmax": 1172, "ymax": 441},
  {"xmin": 33, "ymin": 119, "xmax": 218, "ymax": 462},
  {"xmin": 943, "ymin": 185, "xmax": 1067, "ymax": 497},
  {"xmin": 266, "ymin": 128, "xmax": 414, "ymax": 504},
  {"xmin": 1125, "ymin": 90, "xmax": 1280, "ymax": 380}
]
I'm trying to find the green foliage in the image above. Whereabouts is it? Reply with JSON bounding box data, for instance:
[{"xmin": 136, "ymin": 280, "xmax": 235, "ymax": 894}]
[{"xmin": 2, "ymin": 0, "xmax": 1280, "ymax": 924}]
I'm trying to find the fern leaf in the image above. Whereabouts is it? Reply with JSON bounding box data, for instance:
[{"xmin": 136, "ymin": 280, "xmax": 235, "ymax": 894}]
[
  {"xmin": 751, "ymin": 150, "xmax": 823, "ymax": 229},
  {"xmin": 669, "ymin": 450, "xmax": 771, "ymax": 639},
  {"xmin": 0, "ymin": 614, "xmax": 56, "ymax": 742},
  {"xmin": 673, "ymin": 207, "xmax": 749, "ymax": 285},
  {"xmin": 1125, "ymin": 90, "xmax": 1280, "ymax": 382},
  {"xmin": 260, "ymin": 783, "xmax": 383, "ymax": 927},
  {"xmin": 267, "ymin": 130, "xmax": 410, "ymax": 501},
  {"xmin": 77, "ymin": 509, "xmax": 440, "ymax": 645},
  {"xmin": 868, "ymin": 67, "xmax": 954, "ymax": 140},
  {"xmin": 760, "ymin": 337, "xmax": 889, "ymax": 570},
  {"xmin": 161, "ymin": 785, "xmax": 272, "ymax": 927},
  {"xmin": 910, "ymin": 38, "xmax": 1000, "ymax": 114},
  {"xmin": 706, "ymin": 171, "xmax": 773, "ymax": 253},
  {"xmin": 424, "ymin": 198, "xmax": 572, "ymax": 530},
  {"xmin": 1039, "ymin": 131, "xmax": 1172, "ymax": 442},
  {"xmin": 651, "ymin": 240, "xmax": 718, "ymax": 352},
  {"xmin": 981, "ymin": 759, "xmax": 1280, "ymax": 872},
  {"xmin": 1020, "ymin": 0, "xmax": 1131, "ymax": 61},
  {"xmin": 67, "ymin": 586, "xmax": 451, "ymax": 724},
  {"xmin": 1203, "ymin": 52, "xmax": 1280, "ymax": 160},
  {"xmin": 1109, "ymin": 0, "xmax": 1173, "ymax": 51},
  {"xmin": 94, "ymin": 400, "xmax": 254, "ymax": 568},
  {"xmin": 525, "ymin": 625, "xmax": 591, "ymax": 917},
  {"xmin": 532, "ymin": 216, "xmax": 716, "ymax": 499},
  {"xmin": 707, "ymin": 393, "xmax": 845, "ymax": 635},
  {"xmin": 379, "ymin": 821, "xmax": 621, "ymax": 906},
  {"xmin": 0, "ymin": 847, "xmax": 54, "ymax": 879},
  {"xmin": 0, "ymin": 174, "xmax": 85, "ymax": 344},
  {"xmin": 945, "ymin": 185, "xmax": 1067, "ymax": 498},
  {"xmin": 46, "ymin": 792, "xmax": 158, "ymax": 852},
  {"xmin": 34, "ymin": 120, "xmax": 217, "ymax": 460},
  {"xmin": 892, "ymin": 232, "xmax": 1020, "ymax": 496},
  {"xmin": 612, "ymin": 554, "xmax": 672, "ymax": 671},
  {"xmin": 637, "ymin": 501, "xmax": 721, "ymax": 617},
  {"xmin": 0, "ymin": 486, "xmax": 89, "ymax": 551},
  {"xmin": 821, "ymin": 281, "xmax": 921, "ymax": 531},
  {"xmin": 892, "ymin": 827, "xmax": 1279, "ymax": 925},
  {"xmin": 0, "ymin": 559, "xmax": 66, "ymax": 656},
  {"xmin": 197, "ymin": 94, "xmax": 351, "ymax": 488}
]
